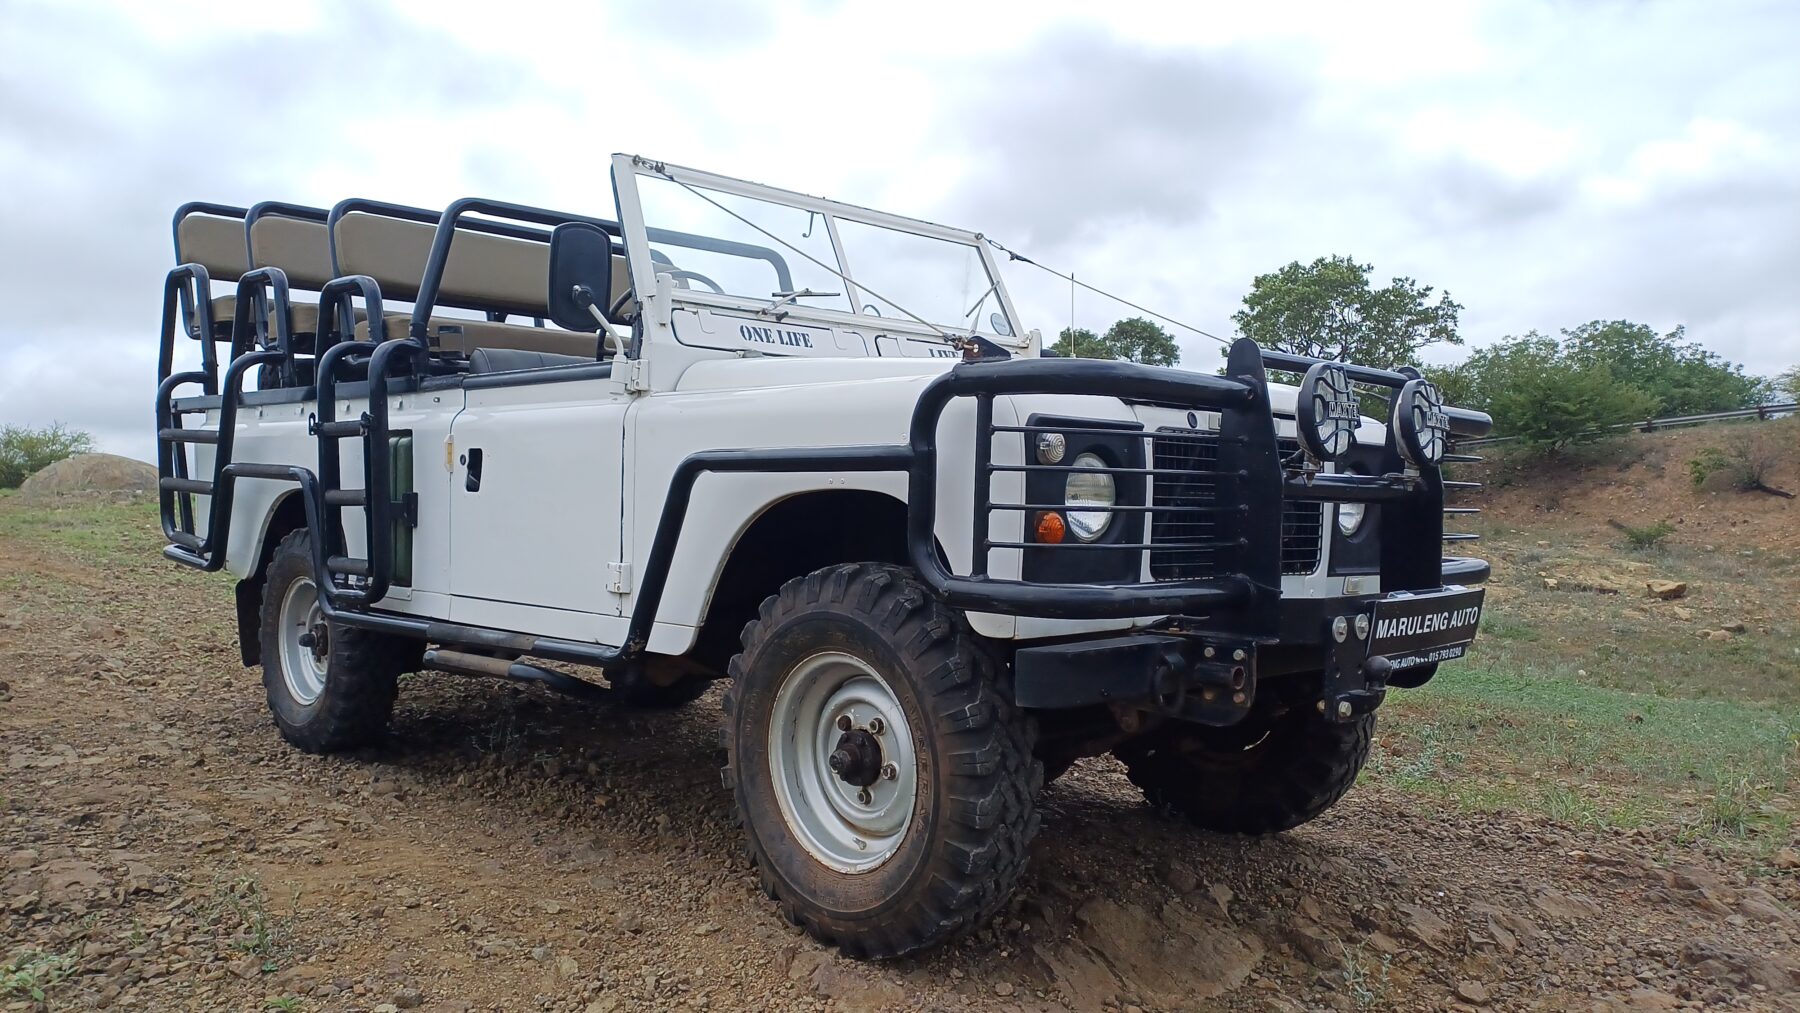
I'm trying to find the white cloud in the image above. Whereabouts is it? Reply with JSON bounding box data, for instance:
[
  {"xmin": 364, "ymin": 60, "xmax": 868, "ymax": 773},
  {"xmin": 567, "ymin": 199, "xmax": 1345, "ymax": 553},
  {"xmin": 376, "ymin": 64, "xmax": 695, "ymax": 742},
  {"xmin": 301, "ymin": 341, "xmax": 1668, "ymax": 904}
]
[{"xmin": 2, "ymin": 0, "xmax": 1797, "ymax": 460}]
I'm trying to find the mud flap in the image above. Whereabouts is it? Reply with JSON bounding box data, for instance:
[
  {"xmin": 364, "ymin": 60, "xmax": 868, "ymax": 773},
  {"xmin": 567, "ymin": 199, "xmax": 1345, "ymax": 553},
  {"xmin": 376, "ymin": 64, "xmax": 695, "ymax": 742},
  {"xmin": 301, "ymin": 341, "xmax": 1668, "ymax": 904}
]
[{"xmin": 234, "ymin": 577, "xmax": 262, "ymax": 667}]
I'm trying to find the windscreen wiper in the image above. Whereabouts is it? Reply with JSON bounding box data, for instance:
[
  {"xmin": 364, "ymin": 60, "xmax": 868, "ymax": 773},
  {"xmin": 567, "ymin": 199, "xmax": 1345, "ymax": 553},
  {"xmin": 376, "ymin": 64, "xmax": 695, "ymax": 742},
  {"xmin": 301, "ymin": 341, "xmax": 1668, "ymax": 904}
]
[{"xmin": 760, "ymin": 289, "xmax": 843, "ymax": 320}]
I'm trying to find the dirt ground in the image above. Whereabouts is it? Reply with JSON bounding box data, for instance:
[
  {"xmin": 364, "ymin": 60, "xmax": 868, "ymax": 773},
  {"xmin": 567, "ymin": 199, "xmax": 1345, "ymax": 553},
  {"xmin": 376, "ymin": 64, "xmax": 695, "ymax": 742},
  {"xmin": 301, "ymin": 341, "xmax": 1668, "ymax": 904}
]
[{"xmin": 3, "ymin": 487, "xmax": 1798, "ymax": 1012}]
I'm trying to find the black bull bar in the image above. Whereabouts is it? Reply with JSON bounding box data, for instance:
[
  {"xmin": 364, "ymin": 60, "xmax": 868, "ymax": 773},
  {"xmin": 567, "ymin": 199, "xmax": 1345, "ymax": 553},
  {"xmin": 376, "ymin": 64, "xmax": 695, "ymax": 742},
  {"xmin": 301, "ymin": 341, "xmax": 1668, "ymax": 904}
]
[{"xmin": 901, "ymin": 338, "xmax": 1490, "ymax": 634}]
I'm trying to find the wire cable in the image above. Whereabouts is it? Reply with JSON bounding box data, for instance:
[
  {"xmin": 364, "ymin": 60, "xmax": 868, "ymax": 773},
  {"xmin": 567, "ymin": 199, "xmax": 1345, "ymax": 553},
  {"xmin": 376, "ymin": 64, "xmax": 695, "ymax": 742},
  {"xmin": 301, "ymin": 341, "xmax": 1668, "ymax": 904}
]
[{"xmin": 983, "ymin": 236, "xmax": 1233, "ymax": 348}]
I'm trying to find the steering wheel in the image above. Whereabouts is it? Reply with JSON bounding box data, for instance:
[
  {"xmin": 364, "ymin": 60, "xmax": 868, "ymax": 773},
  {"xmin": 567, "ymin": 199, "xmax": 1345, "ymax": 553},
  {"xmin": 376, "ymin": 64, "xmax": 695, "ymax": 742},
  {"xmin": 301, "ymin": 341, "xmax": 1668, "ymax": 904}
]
[{"xmin": 605, "ymin": 269, "xmax": 728, "ymax": 324}]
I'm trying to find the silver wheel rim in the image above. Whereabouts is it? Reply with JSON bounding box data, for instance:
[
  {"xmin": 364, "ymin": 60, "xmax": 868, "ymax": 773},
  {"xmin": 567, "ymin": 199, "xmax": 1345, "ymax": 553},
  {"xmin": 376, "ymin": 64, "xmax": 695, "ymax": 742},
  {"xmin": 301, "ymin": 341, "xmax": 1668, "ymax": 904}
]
[
  {"xmin": 278, "ymin": 577, "xmax": 329, "ymax": 705},
  {"xmin": 767, "ymin": 651, "xmax": 918, "ymax": 874}
]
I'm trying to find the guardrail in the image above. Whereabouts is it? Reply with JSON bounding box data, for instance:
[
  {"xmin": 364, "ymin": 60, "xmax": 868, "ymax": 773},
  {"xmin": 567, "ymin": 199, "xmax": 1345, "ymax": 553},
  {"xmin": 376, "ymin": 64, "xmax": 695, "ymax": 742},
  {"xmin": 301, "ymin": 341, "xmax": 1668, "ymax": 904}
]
[{"xmin": 1458, "ymin": 401, "xmax": 1797, "ymax": 448}]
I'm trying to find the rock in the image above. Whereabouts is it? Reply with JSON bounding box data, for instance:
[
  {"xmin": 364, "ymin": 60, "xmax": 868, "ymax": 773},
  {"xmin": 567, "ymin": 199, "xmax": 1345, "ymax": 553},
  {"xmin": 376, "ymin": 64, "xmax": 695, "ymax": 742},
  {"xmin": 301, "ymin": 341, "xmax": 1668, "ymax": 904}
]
[
  {"xmin": 39, "ymin": 858, "xmax": 105, "ymax": 901},
  {"xmin": 1455, "ymin": 980, "xmax": 1490, "ymax": 1004},
  {"xmin": 994, "ymin": 981, "xmax": 1015, "ymax": 996},
  {"xmin": 1041, "ymin": 897, "xmax": 1263, "ymax": 1008},
  {"xmin": 1721, "ymin": 620, "xmax": 1748, "ymax": 633},
  {"xmin": 1774, "ymin": 847, "xmax": 1800, "ymax": 870},
  {"xmin": 787, "ymin": 949, "xmax": 829, "ymax": 982},
  {"xmin": 1531, "ymin": 889, "xmax": 1601, "ymax": 922},
  {"xmin": 1590, "ymin": 990, "xmax": 1681, "ymax": 1012},
  {"xmin": 373, "ymin": 1005, "xmax": 400, "ymax": 1013},
  {"xmin": 808, "ymin": 960, "xmax": 906, "ymax": 1012},
  {"xmin": 616, "ymin": 910, "xmax": 643, "ymax": 934},
  {"xmin": 1542, "ymin": 577, "xmax": 1560, "ymax": 590},
  {"xmin": 393, "ymin": 987, "xmax": 425, "ymax": 1009},
  {"xmin": 1679, "ymin": 937, "xmax": 1798, "ymax": 991},
  {"xmin": 19, "ymin": 453, "xmax": 158, "ymax": 501},
  {"xmin": 1284, "ymin": 920, "xmax": 1340, "ymax": 968},
  {"xmin": 1669, "ymin": 606, "xmax": 1694, "ymax": 621},
  {"xmin": 585, "ymin": 998, "xmax": 620, "ymax": 1013},
  {"xmin": 1703, "ymin": 629, "xmax": 1732, "ymax": 642},
  {"xmin": 1644, "ymin": 579, "xmax": 1687, "ymax": 600},
  {"xmin": 1161, "ymin": 861, "xmax": 1199, "ymax": 894},
  {"xmin": 1396, "ymin": 904, "xmax": 1453, "ymax": 951},
  {"xmin": 555, "ymin": 954, "xmax": 579, "ymax": 978},
  {"xmin": 1736, "ymin": 889, "xmax": 1791, "ymax": 925}
]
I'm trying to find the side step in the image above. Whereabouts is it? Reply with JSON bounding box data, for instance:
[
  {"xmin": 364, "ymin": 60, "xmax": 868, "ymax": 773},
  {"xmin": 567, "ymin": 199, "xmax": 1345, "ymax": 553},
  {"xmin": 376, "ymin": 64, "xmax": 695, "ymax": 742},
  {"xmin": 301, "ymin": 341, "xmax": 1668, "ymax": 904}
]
[{"xmin": 421, "ymin": 648, "xmax": 609, "ymax": 699}]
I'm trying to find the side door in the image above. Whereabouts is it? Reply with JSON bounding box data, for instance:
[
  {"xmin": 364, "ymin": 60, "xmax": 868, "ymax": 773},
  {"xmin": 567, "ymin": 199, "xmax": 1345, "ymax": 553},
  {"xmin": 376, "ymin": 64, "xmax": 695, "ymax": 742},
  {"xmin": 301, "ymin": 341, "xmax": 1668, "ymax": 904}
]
[{"xmin": 447, "ymin": 368, "xmax": 629, "ymax": 640}]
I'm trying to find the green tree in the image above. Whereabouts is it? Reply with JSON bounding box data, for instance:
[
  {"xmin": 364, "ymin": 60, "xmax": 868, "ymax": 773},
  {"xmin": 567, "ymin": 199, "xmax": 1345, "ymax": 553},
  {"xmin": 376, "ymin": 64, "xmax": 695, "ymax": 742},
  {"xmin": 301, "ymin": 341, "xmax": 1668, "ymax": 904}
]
[
  {"xmin": 1050, "ymin": 326, "xmax": 1110, "ymax": 359},
  {"xmin": 1231, "ymin": 255, "xmax": 1462, "ymax": 368},
  {"xmin": 1103, "ymin": 317, "xmax": 1181, "ymax": 367},
  {"xmin": 1456, "ymin": 333, "xmax": 1655, "ymax": 451},
  {"xmin": 1563, "ymin": 320, "xmax": 1765, "ymax": 416},
  {"xmin": 0, "ymin": 422, "xmax": 95, "ymax": 488},
  {"xmin": 1778, "ymin": 364, "xmax": 1800, "ymax": 401}
]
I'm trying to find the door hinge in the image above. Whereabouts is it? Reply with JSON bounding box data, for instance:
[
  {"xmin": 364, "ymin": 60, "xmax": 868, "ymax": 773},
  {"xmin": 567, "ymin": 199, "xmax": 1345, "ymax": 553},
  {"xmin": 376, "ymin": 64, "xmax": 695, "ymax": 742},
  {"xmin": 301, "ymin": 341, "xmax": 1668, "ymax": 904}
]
[
  {"xmin": 625, "ymin": 358, "xmax": 650, "ymax": 392},
  {"xmin": 607, "ymin": 562, "xmax": 632, "ymax": 594}
]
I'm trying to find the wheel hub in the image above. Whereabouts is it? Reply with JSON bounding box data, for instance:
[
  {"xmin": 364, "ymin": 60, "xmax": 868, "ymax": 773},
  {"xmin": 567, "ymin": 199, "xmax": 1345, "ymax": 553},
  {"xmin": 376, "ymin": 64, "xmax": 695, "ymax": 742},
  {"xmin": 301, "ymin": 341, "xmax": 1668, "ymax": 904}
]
[
  {"xmin": 766, "ymin": 652, "xmax": 919, "ymax": 874},
  {"xmin": 827, "ymin": 729, "xmax": 883, "ymax": 787}
]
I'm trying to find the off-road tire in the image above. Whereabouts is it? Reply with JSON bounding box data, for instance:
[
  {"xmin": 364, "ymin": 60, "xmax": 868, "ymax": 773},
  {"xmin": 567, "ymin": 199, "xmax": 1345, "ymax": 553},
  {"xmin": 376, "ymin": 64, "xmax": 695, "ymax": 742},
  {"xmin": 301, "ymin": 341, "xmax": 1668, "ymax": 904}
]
[
  {"xmin": 258, "ymin": 529, "xmax": 405, "ymax": 753},
  {"xmin": 1114, "ymin": 704, "xmax": 1373, "ymax": 834},
  {"xmin": 722, "ymin": 563, "xmax": 1040, "ymax": 958}
]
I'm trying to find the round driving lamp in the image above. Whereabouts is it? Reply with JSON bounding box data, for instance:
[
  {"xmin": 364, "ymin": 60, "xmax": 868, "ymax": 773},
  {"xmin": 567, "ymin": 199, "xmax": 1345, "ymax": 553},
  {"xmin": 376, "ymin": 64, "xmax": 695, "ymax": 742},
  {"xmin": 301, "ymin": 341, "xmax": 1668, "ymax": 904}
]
[
  {"xmin": 1392, "ymin": 378, "xmax": 1450, "ymax": 467},
  {"xmin": 1296, "ymin": 362, "xmax": 1359, "ymax": 462},
  {"xmin": 1063, "ymin": 452, "xmax": 1116, "ymax": 541}
]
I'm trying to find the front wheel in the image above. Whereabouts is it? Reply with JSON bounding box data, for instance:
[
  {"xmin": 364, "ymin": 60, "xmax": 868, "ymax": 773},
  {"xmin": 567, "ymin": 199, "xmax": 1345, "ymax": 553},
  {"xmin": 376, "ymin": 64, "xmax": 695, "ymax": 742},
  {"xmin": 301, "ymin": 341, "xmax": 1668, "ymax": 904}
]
[
  {"xmin": 1114, "ymin": 698, "xmax": 1373, "ymax": 834},
  {"xmin": 722, "ymin": 563, "xmax": 1041, "ymax": 958}
]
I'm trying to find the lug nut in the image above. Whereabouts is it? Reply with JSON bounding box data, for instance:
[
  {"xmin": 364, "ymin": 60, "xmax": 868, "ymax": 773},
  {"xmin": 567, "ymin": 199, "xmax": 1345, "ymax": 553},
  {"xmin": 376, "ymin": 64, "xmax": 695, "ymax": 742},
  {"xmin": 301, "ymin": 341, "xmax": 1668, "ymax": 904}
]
[
  {"xmin": 1337, "ymin": 700, "xmax": 1353, "ymax": 719},
  {"xmin": 1202, "ymin": 687, "xmax": 1217, "ymax": 702},
  {"xmin": 1232, "ymin": 691, "xmax": 1246, "ymax": 705},
  {"xmin": 868, "ymin": 717, "xmax": 885, "ymax": 735},
  {"xmin": 1203, "ymin": 646, "xmax": 1215, "ymax": 659},
  {"xmin": 835, "ymin": 714, "xmax": 852, "ymax": 731},
  {"xmin": 857, "ymin": 788, "xmax": 872, "ymax": 805},
  {"xmin": 879, "ymin": 762, "xmax": 898, "ymax": 781},
  {"xmin": 1232, "ymin": 648, "xmax": 1246, "ymax": 662}
]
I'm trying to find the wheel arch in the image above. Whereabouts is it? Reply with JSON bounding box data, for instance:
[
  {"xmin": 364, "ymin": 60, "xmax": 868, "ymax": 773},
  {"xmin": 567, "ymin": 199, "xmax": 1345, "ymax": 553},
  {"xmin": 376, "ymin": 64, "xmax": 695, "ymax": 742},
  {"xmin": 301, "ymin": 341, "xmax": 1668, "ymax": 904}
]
[
  {"xmin": 686, "ymin": 488, "xmax": 919, "ymax": 676},
  {"xmin": 233, "ymin": 490, "xmax": 309, "ymax": 666}
]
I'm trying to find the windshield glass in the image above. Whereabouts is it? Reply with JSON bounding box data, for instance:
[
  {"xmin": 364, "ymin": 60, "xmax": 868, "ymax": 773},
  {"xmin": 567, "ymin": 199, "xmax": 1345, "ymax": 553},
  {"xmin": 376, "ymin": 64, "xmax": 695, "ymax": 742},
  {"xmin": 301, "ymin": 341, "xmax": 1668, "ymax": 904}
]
[
  {"xmin": 832, "ymin": 218, "xmax": 1001, "ymax": 334},
  {"xmin": 628, "ymin": 163, "xmax": 1018, "ymax": 344}
]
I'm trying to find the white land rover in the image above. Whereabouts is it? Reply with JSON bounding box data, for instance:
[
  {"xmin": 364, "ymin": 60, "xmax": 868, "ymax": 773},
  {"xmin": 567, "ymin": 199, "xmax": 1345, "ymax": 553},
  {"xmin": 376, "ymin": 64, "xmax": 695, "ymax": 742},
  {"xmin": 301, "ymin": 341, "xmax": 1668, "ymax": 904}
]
[{"xmin": 155, "ymin": 155, "xmax": 1491, "ymax": 957}]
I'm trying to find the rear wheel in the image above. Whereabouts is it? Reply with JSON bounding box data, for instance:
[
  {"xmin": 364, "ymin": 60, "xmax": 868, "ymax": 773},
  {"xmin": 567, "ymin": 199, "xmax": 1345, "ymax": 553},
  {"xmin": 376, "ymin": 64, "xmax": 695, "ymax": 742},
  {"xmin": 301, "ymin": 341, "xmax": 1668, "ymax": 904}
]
[
  {"xmin": 258, "ymin": 530, "xmax": 409, "ymax": 753},
  {"xmin": 723, "ymin": 563, "xmax": 1040, "ymax": 958},
  {"xmin": 1114, "ymin": 698, "xmax": 1373, "ymax": 834}
]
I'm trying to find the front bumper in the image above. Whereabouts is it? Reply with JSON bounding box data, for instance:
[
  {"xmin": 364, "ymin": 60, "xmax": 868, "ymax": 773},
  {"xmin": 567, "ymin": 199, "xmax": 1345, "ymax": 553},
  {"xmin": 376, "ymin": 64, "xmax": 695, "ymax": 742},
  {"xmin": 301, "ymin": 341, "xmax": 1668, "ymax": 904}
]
[{"xmin": 1013, "ymin": 583, "xmax": 1487, "ymax": 722}]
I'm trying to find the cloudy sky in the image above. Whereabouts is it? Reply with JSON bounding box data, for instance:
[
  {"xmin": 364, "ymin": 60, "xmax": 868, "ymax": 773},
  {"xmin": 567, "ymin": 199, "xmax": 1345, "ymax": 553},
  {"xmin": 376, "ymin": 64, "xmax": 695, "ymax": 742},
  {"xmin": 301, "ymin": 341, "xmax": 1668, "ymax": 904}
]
[{"xmin": 3, "ymin": 0, "xmax": 1797, "ymax": 458}]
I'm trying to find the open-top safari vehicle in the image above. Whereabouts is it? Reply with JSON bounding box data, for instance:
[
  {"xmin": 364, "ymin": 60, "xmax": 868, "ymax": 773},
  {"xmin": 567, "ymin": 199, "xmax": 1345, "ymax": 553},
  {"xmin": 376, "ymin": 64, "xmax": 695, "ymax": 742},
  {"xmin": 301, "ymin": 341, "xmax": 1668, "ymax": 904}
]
[{"xmin": 155, "ymin": 155, "xmax": 1490, "ymax": 956}]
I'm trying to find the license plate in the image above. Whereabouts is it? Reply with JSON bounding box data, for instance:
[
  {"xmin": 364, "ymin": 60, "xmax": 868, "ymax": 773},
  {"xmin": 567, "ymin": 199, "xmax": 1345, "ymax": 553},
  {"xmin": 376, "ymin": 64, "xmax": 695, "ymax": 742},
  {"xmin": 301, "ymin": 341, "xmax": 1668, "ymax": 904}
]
[{"xmin": 1366, "ymin": 587, "xmax": 1485, "ymax": 669}]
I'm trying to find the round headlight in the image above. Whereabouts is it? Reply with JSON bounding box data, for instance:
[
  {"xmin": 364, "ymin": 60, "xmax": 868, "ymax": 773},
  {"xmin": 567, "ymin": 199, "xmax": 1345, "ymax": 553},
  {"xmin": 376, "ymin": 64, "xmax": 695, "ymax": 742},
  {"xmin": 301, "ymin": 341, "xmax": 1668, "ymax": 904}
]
[
  {"xmin": 1297, "ymin": 361, "xmax": 1359, "ymax": 462},
  {"xmin": 1393, "ymin": 378, "xmax": 1449, "ymax": 467},
  {"xmin": 1064, "ymin": 452, "xmax": 1115, "ymax": 541},
  {"xmin": 1337, "ymin": 500, "xmax": 1366, "ymax": 536}
]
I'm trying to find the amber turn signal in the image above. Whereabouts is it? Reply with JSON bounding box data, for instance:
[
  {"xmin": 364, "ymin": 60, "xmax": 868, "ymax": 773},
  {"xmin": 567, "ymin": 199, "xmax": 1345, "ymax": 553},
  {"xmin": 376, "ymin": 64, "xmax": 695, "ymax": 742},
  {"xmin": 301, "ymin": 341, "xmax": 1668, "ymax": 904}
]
[{"xmin": 1034, "ymin": 510, "xmax": 1067, "ymax": 544}]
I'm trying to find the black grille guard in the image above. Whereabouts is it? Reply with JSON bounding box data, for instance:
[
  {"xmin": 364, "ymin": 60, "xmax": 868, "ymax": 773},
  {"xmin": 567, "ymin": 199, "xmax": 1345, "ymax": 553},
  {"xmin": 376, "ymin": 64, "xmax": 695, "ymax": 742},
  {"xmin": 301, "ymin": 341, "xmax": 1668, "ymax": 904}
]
[{"xmin": 902, "ymin": 339, "xmax": 1491, "ymax": 629}]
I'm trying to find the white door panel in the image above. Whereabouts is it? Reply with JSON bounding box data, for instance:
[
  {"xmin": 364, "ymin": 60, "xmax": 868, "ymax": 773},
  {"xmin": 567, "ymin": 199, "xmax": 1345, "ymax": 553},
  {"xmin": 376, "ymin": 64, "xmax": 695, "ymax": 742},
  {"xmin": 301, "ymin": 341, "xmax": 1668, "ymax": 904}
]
[{"xmin": 448, "ymin": 377, "xmax": 627, "ymax": 619}]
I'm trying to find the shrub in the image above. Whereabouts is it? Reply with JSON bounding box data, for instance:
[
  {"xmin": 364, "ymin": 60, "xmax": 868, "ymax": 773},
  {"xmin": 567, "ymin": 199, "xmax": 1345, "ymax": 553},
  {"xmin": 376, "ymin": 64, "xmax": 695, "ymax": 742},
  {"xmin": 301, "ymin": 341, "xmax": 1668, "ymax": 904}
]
[
  {"xmin": 0, "ymin": 422, "xmax": 95, "ymax": 489},
  {"xmin": 1614, "ymin": 519, "xmax": 1674, "ymax": 550},
  {"xmin": 1688, "ymin": 447, "xmax": 1730, "ymax": 488},
  {"xmin": 1468, "ymin": 334, "xmax": 1656, "ymax": 452}
]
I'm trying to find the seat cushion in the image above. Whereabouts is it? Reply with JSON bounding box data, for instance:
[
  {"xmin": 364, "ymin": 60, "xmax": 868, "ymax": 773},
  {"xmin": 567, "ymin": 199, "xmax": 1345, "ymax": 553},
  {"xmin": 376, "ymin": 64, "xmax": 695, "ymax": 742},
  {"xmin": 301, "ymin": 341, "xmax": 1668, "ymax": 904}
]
[{"xmin": 467, "ymin": 347, "xmax": 599, "ymax": 374}]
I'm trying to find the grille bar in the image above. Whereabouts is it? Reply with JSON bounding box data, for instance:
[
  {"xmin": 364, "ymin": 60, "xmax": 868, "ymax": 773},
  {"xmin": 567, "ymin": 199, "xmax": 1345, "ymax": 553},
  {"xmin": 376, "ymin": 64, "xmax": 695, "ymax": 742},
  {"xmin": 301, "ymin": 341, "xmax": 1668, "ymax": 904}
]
[{"xmin": 1148, "ymin": 430, "xmax": 1324, "ymax": 580}]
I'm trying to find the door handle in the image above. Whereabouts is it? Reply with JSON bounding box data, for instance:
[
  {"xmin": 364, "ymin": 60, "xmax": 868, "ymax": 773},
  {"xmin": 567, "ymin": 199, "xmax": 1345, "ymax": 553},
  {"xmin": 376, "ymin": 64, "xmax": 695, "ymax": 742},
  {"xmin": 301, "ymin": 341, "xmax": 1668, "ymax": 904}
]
[{"xmin": 464, "ymin": 448, "xmax": 483, "ymax": 492}]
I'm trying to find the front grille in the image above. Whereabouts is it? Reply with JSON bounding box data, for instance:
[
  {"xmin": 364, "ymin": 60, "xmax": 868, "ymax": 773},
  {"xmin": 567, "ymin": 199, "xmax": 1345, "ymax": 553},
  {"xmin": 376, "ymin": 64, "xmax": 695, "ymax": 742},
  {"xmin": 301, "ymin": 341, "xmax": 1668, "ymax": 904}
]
[
  {"xmin": 1149, "ymin": 430, "xmax": 1223, "ymax": 581},
  {"xmin": 1149, "ymin": 430, "xmax": 1324, "ymax": 581}
]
